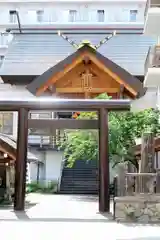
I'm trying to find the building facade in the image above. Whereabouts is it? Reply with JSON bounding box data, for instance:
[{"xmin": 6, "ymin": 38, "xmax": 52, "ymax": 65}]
[
  {"xmin": 143, "ymin": 0, "xmax": 160, "ymax": 109},
  {"xmin": 0, "ymin": 0, "xmax": 158, "ymax": 186},
  {"xmin": 143, "ymin": 0, "xmax": 160, "ymax": 168},
  {"xmin": 0, "ymin": 0, "xmax": 145, "ymax": 28}
]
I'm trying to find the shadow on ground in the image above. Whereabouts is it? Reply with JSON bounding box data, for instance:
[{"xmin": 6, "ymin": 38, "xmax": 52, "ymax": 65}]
[
  {"xmin": 118, "ymin": 238, "xmax": 160, "ymax": 240},
  {"xmin": 70, "ymin": 195, "xmax": 98, "ymax": 202},
  {"xmin": 0, "ymin": 201, "xmax": 37, "ymax": 210},
  {"xmin": 0, "ymin": 210, "xmax": 113, "ymax": 223},
  {"xmin": 120, "ymin": 222, "xmax": 160, "ymax": 227}
]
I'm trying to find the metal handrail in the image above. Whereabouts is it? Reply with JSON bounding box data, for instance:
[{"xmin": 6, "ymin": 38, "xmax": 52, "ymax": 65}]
[
  {"xmin": 57, "ymin": 158, "xmax": 66, "ymax": 192},
  {"xmin": 113, "ymin": 176, "xmax": 118, "ymax": 220},
  {"xmin": 28, "ymin": 134, "xmax": 67, "ymax": 147}
]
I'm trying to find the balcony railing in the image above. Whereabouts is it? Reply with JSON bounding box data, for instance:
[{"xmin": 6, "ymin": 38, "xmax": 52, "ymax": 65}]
[
  {"xmin": 145, "ymin": 45, "xmax": 160, "ymax": 75},
  {"xmin": 29, "ymin": 111, "xmax": 73, "ymax": 119},
  {"xmin": 144, "ymin": 0, "xmax": 160, "ymax": 19},
  {"xmin": 28, "ymin": 133, "xmax": 67, "ymax": 148}
]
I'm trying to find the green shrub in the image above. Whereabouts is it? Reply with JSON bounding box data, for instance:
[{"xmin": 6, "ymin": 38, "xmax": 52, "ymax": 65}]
[{"xmin": 26, "ymin": 181, "xmax": 58, "ymax": 194}]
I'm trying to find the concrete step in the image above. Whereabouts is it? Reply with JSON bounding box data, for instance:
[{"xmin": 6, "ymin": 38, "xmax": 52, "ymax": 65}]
[{"xmin": 60, "ymin": 160, "xmax": 98, "ymax": 194}]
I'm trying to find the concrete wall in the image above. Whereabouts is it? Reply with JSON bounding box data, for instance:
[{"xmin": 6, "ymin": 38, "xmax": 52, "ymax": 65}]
[
  {"xmin": 45, "ymin": 150, "xmax": 63, "ymax": 182},
  {"xmin": 28, "ymin": 148, "xmax": 63, "ymax": 183},
  {"xmin": 29, "ymin": 147, "xmax": 119, "ymax": 184},
  {"xmin": 131, "ymin": 87, "xmax": 159, "ymax": 112},
  {"xmin": 28, "ymin": 148, "xmax": 45, "ymax": 182},
  {"xmin": 0, "ymin": 1, "xmax": 145, "ymax": 26},
  {"xmin": 29, "ymin": 162, "xmax": 38, "ymax": 182}
]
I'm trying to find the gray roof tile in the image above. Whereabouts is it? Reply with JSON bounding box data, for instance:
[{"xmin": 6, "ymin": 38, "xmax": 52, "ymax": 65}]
[{"xmin": 0, "ymin": 32, "xmax": 156, "ymax": 76}]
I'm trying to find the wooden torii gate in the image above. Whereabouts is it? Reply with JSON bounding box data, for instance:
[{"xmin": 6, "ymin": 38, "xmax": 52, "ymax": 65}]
[{"xmin": 0, "ymin": 98, "xmax": 130, "ymax": 212}]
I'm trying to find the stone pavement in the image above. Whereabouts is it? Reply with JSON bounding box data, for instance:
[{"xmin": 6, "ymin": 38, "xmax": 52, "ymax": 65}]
[{"xmin": 0, "ymin": 194, "xmax": 160, "ymax": 240}]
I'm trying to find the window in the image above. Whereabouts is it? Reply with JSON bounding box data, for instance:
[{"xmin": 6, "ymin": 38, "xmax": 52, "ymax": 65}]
[
  {"xmin": 130, "ymin": 10, "xmax": 138, "ymax": 22},
  {"xmin": 0, "ymin": 112, "xmax": 13, "ymax": 135},
  {"xmin": 9, "ymin": 10, "xmax": 17, "ymax": 23},
  {"xmin": 29, "ymin": 111, "xmax": 52, "ymax": 119},
  {"xmin": 97, "ymin": 10, "xmax": 105, "ymax": 22},
  {"xmin": 69, "ymin": 10, "xmax": 77, "ymax": 22},
  {"xmin": 36, "ymin": 10, "xmax": 44, "ymax": 22}
]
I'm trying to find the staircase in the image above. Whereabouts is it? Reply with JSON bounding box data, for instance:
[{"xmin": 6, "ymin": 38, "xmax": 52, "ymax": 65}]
[{"xmin": 59, "ymin": 159, "xmax": 98, "ymax": 194}]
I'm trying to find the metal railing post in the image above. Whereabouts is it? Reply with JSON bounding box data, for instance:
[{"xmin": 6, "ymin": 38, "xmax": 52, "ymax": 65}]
[{"xmin": 113, "ymin": 176, "xmax": 118, "ymax": 220}]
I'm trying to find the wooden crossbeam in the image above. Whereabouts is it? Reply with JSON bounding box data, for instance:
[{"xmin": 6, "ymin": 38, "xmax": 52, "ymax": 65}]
[
  {"xmin": 29, "ymin": 119, "xmax": 98, "ymax": 130},
  {"xmin": 36, "ymin": 55, "xmax": 86, "ymax": 95},
  {"xmin": 56, "ymin": 87, "xmax": 119, "ymax": 93},
  {"xmin": 87, "ymin": 52, "xmax": 137, "ymax": 96}
]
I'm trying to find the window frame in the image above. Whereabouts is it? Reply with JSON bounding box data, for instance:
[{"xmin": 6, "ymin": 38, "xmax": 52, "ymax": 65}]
[
  {"xmin": 9, "ymin": 10, "xmax": 17, "ymax": 23},
  {"xmin": 36, "ymin": 10, "xmax": 44, "ymax": 23},
  {"xmin": 129, "ymin": 9, "xmax": 138, "ymax": 22},
  {"xmin": 97, "ymin": 10, "xmax": 105, "ymax": 22},
  {"xmin": 69, "ymin": 10, "xmax": 77, "ymax": 22},
  {"xmin": 0, "ymin": 112, "xmax": 13, "ymax": 135},
  {"xmin": 29, "ymin": 111, "xmax": 53, "ymax": 119}
]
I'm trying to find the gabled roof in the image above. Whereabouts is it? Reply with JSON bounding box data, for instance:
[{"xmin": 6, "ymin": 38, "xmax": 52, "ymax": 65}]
[
  {"xmin": 0, "ymin": 133, "xmax": 38, "ymax": 162},
  {"xmin": 0, "ymin": 30, "xmax": 156, "ymax": 79},
  {"xmin": 27, "ymin": 44, "xmax": 145, "ymax": 98}
]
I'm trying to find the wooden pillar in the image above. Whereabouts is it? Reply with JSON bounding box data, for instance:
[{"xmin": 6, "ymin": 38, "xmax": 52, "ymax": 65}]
[
  {"xmin": 139, "ymin": 132, "xmax": 155, "ymax": 193},
  {"xmin": 117, "ymin": 163, "xmax": 127, "ymax": 196},
  {"xmin": 98, "ymin": 108, "xmax": 110, "ymax": 212},
  {"xmin": 140, "ymin": 132, "xmax": 155, "ymax": 173},
  {"xmin": 14, "ymin": 108, "xmax": 28, "ymax": 211},
  {"xmin": 118, "ymin": 85, "xmax": 124, "ymax": 99},
  {"xmin": 155, "ymin": 151, "xmax": 159, "ymax": 169}
]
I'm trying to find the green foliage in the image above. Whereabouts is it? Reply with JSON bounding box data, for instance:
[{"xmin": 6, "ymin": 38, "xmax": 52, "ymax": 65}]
[
  {"xmin": 26, "ymin": 181, "xmax": 58, "ymax": 194},
  {"xmin": 60, "ymin": 93, "xmax": 160, "ymax": 168}
]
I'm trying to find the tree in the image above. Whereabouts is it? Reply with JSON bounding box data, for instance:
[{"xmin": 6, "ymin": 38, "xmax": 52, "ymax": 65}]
[{"xmin": 60, "ymin": 93, "xmax": 160, "ymax": 168}]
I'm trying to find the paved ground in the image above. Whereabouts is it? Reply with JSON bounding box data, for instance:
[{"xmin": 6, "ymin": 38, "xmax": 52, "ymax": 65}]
[{"xmin": 0, "ymin": 194, "xmax": 160, "ymax": 240}]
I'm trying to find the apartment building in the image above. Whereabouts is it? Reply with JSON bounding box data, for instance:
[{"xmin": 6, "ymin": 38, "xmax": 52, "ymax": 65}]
[
  {"xmin": 0, "ymin": 0, "xmax": 145, "ymax": 27},
  {"xmin": 143, "ymin": 0, "xmax": 160, "ymax": 109}
]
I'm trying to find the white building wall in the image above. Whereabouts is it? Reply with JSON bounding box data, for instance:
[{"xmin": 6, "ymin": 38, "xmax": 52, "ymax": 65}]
[
  {"xmin": 29, "ymin": 148, "xmax": 46, "ymax": 181},
  {"xmin": 0, "ymin": 1, "xmax": 145, "ymax": 27},
  {"xmin": 28, "ymin": 148, "xmax": 63, "ymax": 183},
  {"xmin": 45, "ymin": 150, "xmax": 63, "ymax": 182},
  {"xmin": 29, "ymin": 162, "xmax": 38, "ymax": 181},
  {"xmin": 131, "ymin": 88, "xmax": 159, "ymax": 112},
  {"xmin": 12, "ymin": 111, "xmax": 18, "ymax": 138}
]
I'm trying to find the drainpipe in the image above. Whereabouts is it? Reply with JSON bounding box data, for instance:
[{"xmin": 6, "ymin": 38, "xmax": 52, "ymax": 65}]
[{"xmin": 36, "ymin": 162, "xmax": 40, "ymax": 184}]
